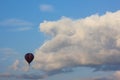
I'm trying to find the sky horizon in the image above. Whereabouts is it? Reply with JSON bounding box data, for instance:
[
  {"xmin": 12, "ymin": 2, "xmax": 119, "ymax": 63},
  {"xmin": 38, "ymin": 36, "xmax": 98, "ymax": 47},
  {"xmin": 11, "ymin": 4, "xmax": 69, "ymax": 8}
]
[{"xmin": 0, "ymin": 0, "xmax": 120, "ymax": 80}]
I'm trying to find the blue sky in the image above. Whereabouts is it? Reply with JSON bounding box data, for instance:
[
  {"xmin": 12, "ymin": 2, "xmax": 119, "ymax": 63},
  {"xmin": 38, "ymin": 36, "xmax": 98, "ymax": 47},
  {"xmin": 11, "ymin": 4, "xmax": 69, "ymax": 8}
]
[{"xmin": 0, "ymin": 0, "xmax": 120, "ymax": 80}]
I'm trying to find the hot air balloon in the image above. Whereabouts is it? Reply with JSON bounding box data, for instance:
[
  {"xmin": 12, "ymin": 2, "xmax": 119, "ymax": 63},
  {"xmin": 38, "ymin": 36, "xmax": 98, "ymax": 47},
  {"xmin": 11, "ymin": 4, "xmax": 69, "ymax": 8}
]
[{"xmin": 25, "ymin": 53, "xmax": 34, "ymax": 65}]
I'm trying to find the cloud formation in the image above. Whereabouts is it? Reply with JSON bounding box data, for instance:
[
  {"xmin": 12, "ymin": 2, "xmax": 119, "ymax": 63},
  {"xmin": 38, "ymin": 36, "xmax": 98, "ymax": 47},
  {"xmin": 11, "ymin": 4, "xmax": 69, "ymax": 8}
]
[
  {"xmin": 0, "ymin": 48, "xmax": 24, "ymax": 72},
  {"xmin": 11, "ymin": 60, "xmax": 20, "ymax": 70},
  {"xmin": 1, "ymin": 71, "xmax": 120, "ymax": 80},
  {"xmin": 0, "ymin": 19, "xmax": 33, "ymax": 31},
  {"xmin": 5, "ymin": 10, "xmax": 120, "ymax": 80},
  {"xmin": 0, "ymin": 19, "xmax": 33, "ymax": 26},
  {"xmin": 0, "ymin": 48, "xmax": 18, "ymax": 62},
  {"xmin": 33, "ymin": 10, "xmax": 120, "ymax": 73},
  {"xmin": 84, "ymin": 71, "xmax": 120, "ymax": 80},
  {"xmin": 0, "ymin": 73, "xmax": 45, "ymax": 80},
  {"xmin": 40, "ymin": 4, "xmax": 54, "ymax": 12}
]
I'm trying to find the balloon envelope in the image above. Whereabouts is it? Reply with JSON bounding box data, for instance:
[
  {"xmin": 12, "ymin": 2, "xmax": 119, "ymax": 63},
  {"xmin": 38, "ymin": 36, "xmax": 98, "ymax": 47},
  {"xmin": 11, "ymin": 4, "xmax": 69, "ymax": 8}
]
[{"xmin": 25, "ymin": 53, "xmax": 34, "ymax": 64}]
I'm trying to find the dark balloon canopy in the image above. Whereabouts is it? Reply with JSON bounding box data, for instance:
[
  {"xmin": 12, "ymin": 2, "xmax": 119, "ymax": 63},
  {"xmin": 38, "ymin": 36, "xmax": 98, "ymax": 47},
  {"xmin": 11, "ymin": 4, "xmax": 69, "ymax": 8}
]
[{"xmin": 25, "ymin": 53, "xmax": 34, "ymax": 65}]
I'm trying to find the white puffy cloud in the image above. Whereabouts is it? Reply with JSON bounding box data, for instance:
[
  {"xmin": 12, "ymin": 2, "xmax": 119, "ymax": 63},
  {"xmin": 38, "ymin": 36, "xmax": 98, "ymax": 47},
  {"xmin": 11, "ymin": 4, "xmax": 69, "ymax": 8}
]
[
  {"xmin": 33, "ymin": 10, "xmax": 120, "ymax": 73},
  {"xmin": 0, "ymin": 48, "xmax": 26, "ymax": 72},
  {"xmin": 11, "ymin": 60, "xmax": 19, "ymax": 70}
]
